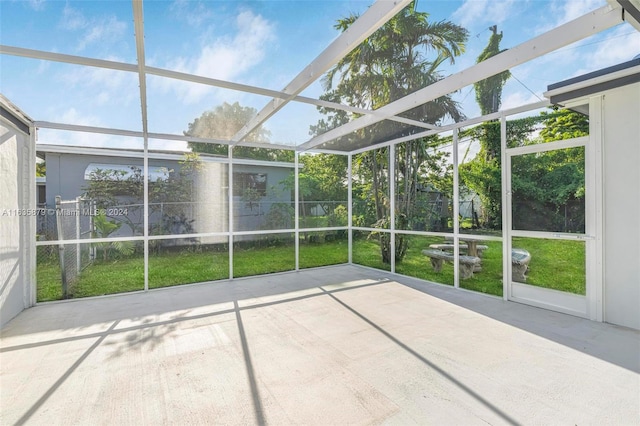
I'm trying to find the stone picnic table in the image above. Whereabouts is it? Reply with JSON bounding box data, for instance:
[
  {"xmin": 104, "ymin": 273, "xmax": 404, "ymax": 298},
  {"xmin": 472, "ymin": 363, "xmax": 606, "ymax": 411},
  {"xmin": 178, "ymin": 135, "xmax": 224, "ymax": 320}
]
[
  {"xmin": 440, "ymin": 236, "xmax": 488, "ymax": 257},
  {"xmin": 423, "ymin": 238, "xmax": 532, "ymax": 281}
]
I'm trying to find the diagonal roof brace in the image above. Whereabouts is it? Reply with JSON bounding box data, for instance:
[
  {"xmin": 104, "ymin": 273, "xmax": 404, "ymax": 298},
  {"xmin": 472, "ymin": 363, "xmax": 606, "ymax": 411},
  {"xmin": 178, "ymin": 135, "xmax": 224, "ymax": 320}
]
[
  {"xmin": 299, "ymin": 4, "xmax": 624, "ymax": 151},
  {"xmin": 230, "ymin": 0, "xmax": 413, "ymax": 145},
  {"xmin": 132, "ymin": 0, "xmax": 148, "ymax": 136}
]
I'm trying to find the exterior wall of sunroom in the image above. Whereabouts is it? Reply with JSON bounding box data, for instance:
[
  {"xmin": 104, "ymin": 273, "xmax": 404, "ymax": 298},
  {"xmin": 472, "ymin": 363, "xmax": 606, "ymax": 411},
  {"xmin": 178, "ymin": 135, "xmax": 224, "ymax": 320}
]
[
  {"xmin": 0, "ymin": 104, "xmax": 35, "ymax": 327},
  {"xmin": 599, "ymin": 84, "xmax": 640, "ymax": 329}
]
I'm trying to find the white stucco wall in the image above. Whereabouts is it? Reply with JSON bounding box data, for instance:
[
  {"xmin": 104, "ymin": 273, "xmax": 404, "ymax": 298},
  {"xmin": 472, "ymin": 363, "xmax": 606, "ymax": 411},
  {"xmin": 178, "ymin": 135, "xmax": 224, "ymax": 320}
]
[
  {"xmin": 0, "ymin": 119, "xmax": 33, "ymax": 327},
  {"xmin": 601, "ymin": 83, "xmax": 640, "ymax": 330}
]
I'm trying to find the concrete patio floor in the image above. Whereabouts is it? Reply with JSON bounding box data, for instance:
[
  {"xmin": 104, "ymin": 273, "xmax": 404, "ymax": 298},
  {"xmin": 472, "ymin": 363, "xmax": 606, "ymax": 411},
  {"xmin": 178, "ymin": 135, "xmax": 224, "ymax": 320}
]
[{"xmin": 1, "ymin": 265, "xmax": 638, "ymax": 425}]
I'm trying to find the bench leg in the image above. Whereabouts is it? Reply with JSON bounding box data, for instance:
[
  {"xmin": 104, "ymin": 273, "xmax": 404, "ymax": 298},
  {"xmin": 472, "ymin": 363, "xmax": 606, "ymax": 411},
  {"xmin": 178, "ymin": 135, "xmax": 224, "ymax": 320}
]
[
  {"xmin": 459, "ymin": 263, "xmax": 475, "ymax": 279},
  {"xmin": 430, "ymin": 258, "xmax": 443, "ymax": 273},
  {"xmin": 512, "ymin": 264, "xmax": 528, "ymax": 282}
]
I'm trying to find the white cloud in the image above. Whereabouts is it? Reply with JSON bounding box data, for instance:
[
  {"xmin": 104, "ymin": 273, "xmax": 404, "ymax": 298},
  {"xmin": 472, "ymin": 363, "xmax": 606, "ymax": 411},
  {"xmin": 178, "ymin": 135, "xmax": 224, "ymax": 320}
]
[
  {"xmin": 535, "ymin": 25, "xmax": 640, "ymax": 81},
  {"xmin": 156, "ymin": 9, "xmax": 276, "ymax": 104},
  {"xmin": 26, "ymin": 0, "xmax": 46, "ymax": 11},
  {"xmin": 501, "ymin": 90, "xmax": 541, "ymax": 110},
  {"xmin": 58, "ymin": 4, "xmax": 127, "ymax": 52},
  {"xmin": 555, "ymin": 0, "xmax": 605, "ymax": 24},
  {"xmin": 170, "ymin": 0, "xmax": 214, "ymax": 27},
  {"xmin": 55, "ymin": 108, "xmax": 104, "ymax": 127},
  {"xmin": 36, "ymin": 59, "xmax": 51, "ymax": 75},
  {"xmin": 536, "ymin": 0, "xmax": 605, "ymax": 33},
  {"xmin": 59, "ymin": 62, "xmax": 137, "ymax": 106},
  {"xmin": 60, "ymin": 3, "xmax": 86, "ymax": 31},
  {"xmin": 77, "ymin": 16, "xmax": 127, "ymax": 51},
  {"xmin": 451, "ymin": 0, "xmax": 517, "ymax": 30},
  {"xmin": 581, "ymin": 26, "xmax": 640, "ymax": 70}
]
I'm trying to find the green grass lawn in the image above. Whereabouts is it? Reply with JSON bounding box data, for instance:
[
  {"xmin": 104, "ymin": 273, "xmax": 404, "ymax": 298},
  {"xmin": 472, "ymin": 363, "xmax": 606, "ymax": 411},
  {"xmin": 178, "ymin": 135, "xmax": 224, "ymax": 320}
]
[
  {"xmin": 353, "ymin": 234, "xmax": 586, "ymax": 297},
  {"xmin": 233, "ymin": 243, "xmax": 295, "ymax": 278},
  {"xmin": 37, "ymin": 256, "xmax": 144, "ymax": 301},
  {"xmin": 37, "ymin": 238, "xmax": 349, "ymax": 301},
  {"xmin": 299, "ymin": 238, "xmax": 348, "ymax": 269},
  {"xmin": 149, "ymin": 249, "xmax": 229, "ymax": 289},
  {"xmin": 513, "ymin": 237, "xmax": 586, "ymax": 294},
  {"xmin": 354, "ymin": 234, "xmax": 503, "ymax": 295},
  {"xmin": 36, "ymin": 235, "xmax": 585, "ymax": 302}
]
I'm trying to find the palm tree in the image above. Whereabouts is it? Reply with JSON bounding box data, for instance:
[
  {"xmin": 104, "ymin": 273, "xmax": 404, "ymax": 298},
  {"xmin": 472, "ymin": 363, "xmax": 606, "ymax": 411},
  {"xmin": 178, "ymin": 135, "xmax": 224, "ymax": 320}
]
[{"xmin": 317, "ymin": 1, "xmax": 468, "ymax": 263}]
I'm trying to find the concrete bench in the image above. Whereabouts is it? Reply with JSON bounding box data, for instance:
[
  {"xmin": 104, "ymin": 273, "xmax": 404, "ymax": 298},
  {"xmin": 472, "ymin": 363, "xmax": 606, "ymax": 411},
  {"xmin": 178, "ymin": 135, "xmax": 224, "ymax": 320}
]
[
  {"xmin": 428, "ymin": 243, "xmax": 489, "ymax": 257},
  {"xmin": 421, "ymin": 249, "xmax": 481, "ymax": 279},
  {"xmin": 511, "ymin": 248, "xmax": 531, "ymax": 282}
]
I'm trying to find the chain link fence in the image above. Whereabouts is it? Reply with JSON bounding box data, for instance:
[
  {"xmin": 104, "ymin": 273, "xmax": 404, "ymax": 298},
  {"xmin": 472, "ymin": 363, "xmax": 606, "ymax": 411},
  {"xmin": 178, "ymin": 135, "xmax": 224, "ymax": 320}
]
[{"xmin": 55, "ymin": 196, "xmax": 95, "ymax": 297}]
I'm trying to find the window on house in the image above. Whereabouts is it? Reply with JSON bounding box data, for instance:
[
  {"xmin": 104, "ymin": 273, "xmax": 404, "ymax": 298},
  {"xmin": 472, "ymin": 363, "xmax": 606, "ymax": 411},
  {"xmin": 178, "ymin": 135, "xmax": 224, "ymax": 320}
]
[{"xmin": 233, "ymin": 172, "xmax": 267, "ymax": 196}]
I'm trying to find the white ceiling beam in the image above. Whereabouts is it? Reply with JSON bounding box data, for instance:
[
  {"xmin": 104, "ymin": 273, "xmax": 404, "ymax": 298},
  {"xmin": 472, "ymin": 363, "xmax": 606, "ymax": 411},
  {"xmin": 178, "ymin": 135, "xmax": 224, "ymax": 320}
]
[
  {"xmin": 230, "ymin": 0, "xmax": 413, "ymax": 144},
  {"xmin": 145, "ymin": 66, "xmax": 297, "ymax": 100},
  {"xmin": 299, "ymin": 4, "xmax": 623, "ymax": 151},
  {"xmin": 148, "ymin": 132, "xmax": 229, "ymax": 145},
  {"xmin": 32, "ymin": 120, "xmax": 297, "ymax": 151},
  {"xmin": 132, "ymin": 0, "xmax": 148, "ymax": 136},
  {"xmin": 34, "ymin": 121, "xmax": 144, "ymax": 138},
  {"xmin": 0, "ymin": 45, "xmax": 138, "ymax": 72}
]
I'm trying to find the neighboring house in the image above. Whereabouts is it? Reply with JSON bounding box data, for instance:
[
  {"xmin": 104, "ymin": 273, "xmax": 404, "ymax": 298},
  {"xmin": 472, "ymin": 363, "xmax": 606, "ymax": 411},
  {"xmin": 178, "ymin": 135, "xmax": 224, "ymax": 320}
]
[{"xmin": 36, "ymin": 144, "xmax": 296, "ymax": 243}]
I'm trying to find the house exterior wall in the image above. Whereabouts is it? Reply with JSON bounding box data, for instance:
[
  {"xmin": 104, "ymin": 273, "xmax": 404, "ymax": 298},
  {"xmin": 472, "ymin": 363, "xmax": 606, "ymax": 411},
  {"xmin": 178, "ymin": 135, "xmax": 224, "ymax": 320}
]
[
  {"xmin": 43, "ymin": 152, "xmax": 180, "ymax": 238},
  {"xmin": 41, "ymin": 150, "xmax": 294, "ymax": 242},
  {"xmin": 232, "ymin": 164, "xmax": 293, "ymax": 234},
  {"xmin": 44, "ymin": 152, "xmax": 178, "ymax": 209},
  {"xmin": 601, "ymin": 83, "xmax": 640, "ymax": 330},
  {"xmin": 0, "ymin": 118, "xmax": 34, "ymax": 328}
]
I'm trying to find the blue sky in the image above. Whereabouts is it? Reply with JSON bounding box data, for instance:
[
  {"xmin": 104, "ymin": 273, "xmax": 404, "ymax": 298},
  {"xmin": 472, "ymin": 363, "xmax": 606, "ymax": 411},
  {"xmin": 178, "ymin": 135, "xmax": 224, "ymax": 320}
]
[{"xmin": 1, "ymin": 0, "xmax": 639, "ymax": 150}]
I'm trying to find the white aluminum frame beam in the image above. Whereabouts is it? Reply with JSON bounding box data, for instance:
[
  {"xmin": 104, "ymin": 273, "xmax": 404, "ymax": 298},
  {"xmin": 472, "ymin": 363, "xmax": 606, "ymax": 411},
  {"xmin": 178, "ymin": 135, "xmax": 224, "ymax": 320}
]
[
  {"xmin": 33, "ymin": 120, "xmax": 297, "ymax": 151},
  {"xmin": 230, "ymin": 0, "xmax": 413, "ymax": 144},
  {"xmin": 131, "ymin": 0, "xmax": 150, "ymax": 292},
  {"xmin": 0, "ymin": 45, "xmax": 139, "ymax": 72},
  {"xmin": 132, "ymin": 0, "xmax": 148, "ymax": 136},
  {"xmin": 299, "ymin": 4, "xmax": 623, "ymax": 152}
]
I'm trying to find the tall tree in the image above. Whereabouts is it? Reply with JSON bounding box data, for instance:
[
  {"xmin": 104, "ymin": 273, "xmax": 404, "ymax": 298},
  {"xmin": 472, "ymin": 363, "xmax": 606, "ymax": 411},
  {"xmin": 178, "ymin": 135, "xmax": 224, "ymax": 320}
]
[
  {"xmin": 36, "ymin": 161, "xmax": 46, "ymax": 177},
  {"xmin": 317, "ymin": 1, "xmax": 468, "ymax": 263},
  {"xmin": 460, "ymin": 25, "xmax": 510, "ymax": 229},
  {"xmin": 510, "ymin": 108, "xmax": 589, "ymax": 232},
  {"xmin": 474, "ymin": 26, "xmax": 510, "ymax": 115},
  {"xmin": 185, "ymin": 101, "xmax": 292, "ymax": 162}
]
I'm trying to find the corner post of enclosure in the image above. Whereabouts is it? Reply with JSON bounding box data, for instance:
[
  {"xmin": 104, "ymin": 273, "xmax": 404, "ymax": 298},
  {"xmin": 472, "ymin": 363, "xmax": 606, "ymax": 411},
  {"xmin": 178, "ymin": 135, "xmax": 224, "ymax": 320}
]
[
  {"xmin": 500, "ymin": 113, "xmax": 510, "ymax": 301},
  {"xmin": 295, "ymin": 151, "xmax": 300, "ymax": 271},
  {"xmin": 75, "ymin": 196, "xmax": 81, "ymax": 274},
  {"xmin": 452, "ymin": 128, "xmax": 460, "ymax": 288},
  {"xmin": 228, "ymin": 146, "xmax": 234, "ymax": 280},
  {"xmin": 348, "ymin": 153, "xmax": 353, "ymax": 264},
  {"xmin": 589, "ymin": 95, "xmax": 604, "ymax": 322},
  {"xmin": 28, "ymin": 126, "xmax": 37, "ymax": 307},
  {"xmin": 389, "ymin": 144, "xmax": 396, "ymax": 273},
  {"xmin": 143, "ymin": 137, "xmax": 149, "ymax": 292}
]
